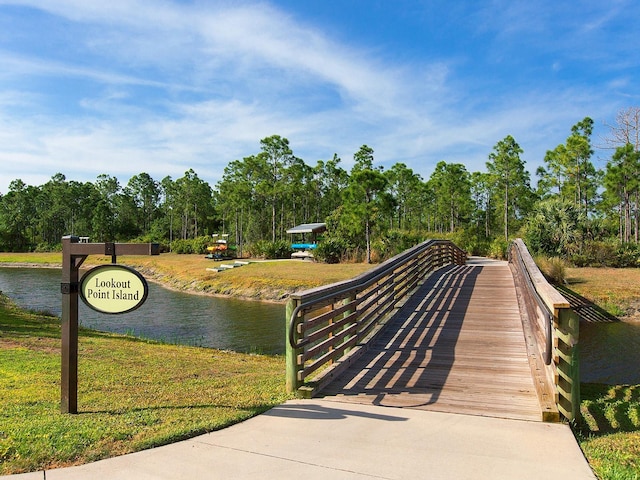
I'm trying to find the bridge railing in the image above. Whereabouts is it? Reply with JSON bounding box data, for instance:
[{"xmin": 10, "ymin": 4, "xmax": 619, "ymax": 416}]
[
  {"xmin": 508, "ymin": 239, "xmax": 580, "ymax": 422},
  {"xmin": 285, "ymin": 239, "xmax": 466, "ymax": 396}
]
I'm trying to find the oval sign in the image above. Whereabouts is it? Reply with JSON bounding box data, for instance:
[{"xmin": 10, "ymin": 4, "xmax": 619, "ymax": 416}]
[{"xmin": 79, "ymin": 265, "xmax": 149, "ymax": 314}]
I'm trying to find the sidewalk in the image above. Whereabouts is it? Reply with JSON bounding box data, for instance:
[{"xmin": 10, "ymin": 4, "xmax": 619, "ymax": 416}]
[{"xmin": 5, "ymin": 399, "xmax": 595, "ymax": 480}]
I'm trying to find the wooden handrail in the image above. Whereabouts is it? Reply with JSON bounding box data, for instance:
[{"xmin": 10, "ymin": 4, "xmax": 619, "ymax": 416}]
[
  {"xmin": 285, "ymin": 239, "xmax": 466, "ymax": 396},
  {"xmin": 508, "ymin": 239, "xmax": 580, "ymax": 422},
  {"xmin": 509, "ymin": 242, "xmax": 554, "ymax": 366}
]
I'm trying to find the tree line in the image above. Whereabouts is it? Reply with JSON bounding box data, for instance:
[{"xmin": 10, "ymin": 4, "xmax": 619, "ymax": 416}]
[{"xmin": 1, "ymin": 107, "xmax": 640, "ymax": 265}]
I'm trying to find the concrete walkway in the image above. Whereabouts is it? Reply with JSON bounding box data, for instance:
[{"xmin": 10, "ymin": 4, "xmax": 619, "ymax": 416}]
[{"xmin": 5, "ymin": 399, "xmax": 595, "ymax": 480}]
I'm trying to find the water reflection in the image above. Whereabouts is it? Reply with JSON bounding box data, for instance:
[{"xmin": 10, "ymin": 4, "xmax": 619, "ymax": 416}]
[
  {"xmin": 0, "ymin": 267, "xmax": 284, "ymax": 355},
  {"xmin": 580, "ymin": 320, "xmax": 640, "ymax": 385}
]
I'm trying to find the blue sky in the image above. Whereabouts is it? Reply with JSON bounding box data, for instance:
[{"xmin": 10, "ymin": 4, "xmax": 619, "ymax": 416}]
[{"xmin": 0, "ymin": 0, "xmax": 638, "ymax": 193}]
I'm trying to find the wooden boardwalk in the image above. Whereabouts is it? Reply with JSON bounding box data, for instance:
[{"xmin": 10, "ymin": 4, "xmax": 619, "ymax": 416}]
[{"xmin": 319, "ymin": 259, "xmax": 543, "ymax": 422}]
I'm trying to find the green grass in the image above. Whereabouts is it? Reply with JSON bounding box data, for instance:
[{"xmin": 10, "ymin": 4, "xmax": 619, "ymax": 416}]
[
  {"xmin": 576, "ymin": 384, "xmax": 640, "ymax": 479},
  {"xmin": 0, "ymin": 252, "xmax": 61, "ymax": 265},
  {"xmin": 566, "ymin": 267, "xmax": 640, "ymax": 320},
  {"xmin": 0, "ymin": 293, "xmax": 290, "ymax": 475}
]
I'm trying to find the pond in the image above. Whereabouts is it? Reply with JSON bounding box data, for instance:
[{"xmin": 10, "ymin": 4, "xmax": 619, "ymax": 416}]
[
  {"xmin": 579, "ymin": 320, "xmax": 640, "ymax": 385},
  {"xmin": 0, "ymin": 267, "xmax": 285, "ymax": 355}
]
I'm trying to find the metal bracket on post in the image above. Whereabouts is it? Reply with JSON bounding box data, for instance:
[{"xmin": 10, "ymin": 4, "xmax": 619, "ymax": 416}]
[
  {"xmin": 105, "ymin": 242, "xmax": 116, "ymax": 263},
  {"xmin": 60, "ymin": 282, "xmax": 79, "ymax": 294}
]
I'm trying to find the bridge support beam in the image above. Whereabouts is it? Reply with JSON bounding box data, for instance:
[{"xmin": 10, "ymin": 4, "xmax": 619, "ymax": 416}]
[{"xmin": 555, "ymin": 308, "xmax": 580, "ymax": 422}]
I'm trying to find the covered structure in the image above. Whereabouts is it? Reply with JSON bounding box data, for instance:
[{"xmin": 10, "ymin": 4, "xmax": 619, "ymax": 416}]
[
  {"xmin": 286, "ymin": 223, "xmax": 327, "ymax": 259},
  {"xmin": 286, "ymin": 223, "xmax": 327, "ymax": 236}
]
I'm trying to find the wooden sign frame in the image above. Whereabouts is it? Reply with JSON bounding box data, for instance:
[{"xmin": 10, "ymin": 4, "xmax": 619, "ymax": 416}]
[{"xmin": 61, "ymin": 235, "xmax": 159, "ymax": 414}]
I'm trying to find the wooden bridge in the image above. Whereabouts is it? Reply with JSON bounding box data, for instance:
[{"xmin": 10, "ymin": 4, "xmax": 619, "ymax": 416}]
[{"xmin": 285, "ymin": 240, "xmax": 580, "ymax": 423}]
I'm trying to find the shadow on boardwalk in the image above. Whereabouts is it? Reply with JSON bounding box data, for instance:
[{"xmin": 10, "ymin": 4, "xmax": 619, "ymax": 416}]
[
  {"xmin": 319, "ymin": 261, "xmax": 543, "ymax": 421},
  {"xmin": 321, "ymin": 265, "xmax": 479, "ymax": 407}
]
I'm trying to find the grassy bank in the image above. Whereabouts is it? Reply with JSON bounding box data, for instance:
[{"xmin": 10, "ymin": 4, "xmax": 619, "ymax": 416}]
[
  {"xmin": 0, "ymin": 252, "xmax": 373, "ymax": 302},
  {"xmin": 0, "ymin": 293, "xmax": 290, "ymax": 475},
  {"xmin": 566, "ymin": 267, "xmax": 640, "ymax": 321},
  {"xmin": 0, "ymin": 252, "xmax": 60, "ymax": 265}
]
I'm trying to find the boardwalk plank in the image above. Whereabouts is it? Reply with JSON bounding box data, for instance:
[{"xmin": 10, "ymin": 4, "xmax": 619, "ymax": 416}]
[{"xmin": 318, "ymin": 261, "xmax": 544, "ymax": 422}]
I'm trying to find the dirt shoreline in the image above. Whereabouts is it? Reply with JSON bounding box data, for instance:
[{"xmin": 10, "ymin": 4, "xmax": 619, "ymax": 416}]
[
  {"xmin": 134, "ymin": 265, "xmax": 287, "ymax": 304},
  {"xmin": 0, "ymin": 261, "xmax": 288, "ymax": 303},
  {"xmin": 0, "ymin": 262, "xmax": 62, "ymax": 269}
]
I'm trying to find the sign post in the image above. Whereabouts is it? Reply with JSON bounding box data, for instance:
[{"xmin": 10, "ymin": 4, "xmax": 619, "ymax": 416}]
[{"xmin": 60, "ymin": 235, "xmax": 159, "ymax": 414}]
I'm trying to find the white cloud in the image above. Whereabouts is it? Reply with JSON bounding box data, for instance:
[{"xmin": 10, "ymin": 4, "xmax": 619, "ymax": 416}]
[{"xmin": 0, "ymin": 0, "xmax": 636, "ymax": 194}]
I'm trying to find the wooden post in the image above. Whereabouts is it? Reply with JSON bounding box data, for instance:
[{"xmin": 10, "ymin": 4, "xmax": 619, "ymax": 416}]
[
  {"xmin": 285, "ymin": 298, "xmax": 302, "ymax": 393},
  {"xmin": 343, "ymin": 294, "xmax": 356, "ymax": 354},
  {"xmin": 61, "ymin": 236, "xmax": 83, "ymax": 414}
]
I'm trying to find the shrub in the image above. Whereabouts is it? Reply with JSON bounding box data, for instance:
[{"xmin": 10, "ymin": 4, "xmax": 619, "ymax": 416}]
[
  {"xmin": 535, "ymin": 256, "xmax": 568, "ymax": 285},
  {"xmin": 170, "ymin": 236, "xmax": 215, "ymax": 254},
  {"xmin": 372, "ymin": 230, "xmax": 426, "ymax": 261},
  {"xmin": 523, "ymin": 198, "xmax": 583, "ymax": 256},
  {"xmin": 171, "ymin": 239, "xmax": 193, "ymax": 254},
  {"xmin": 265, "ymin": 240, "xmax": 292, "ymax": 259},
  {"xmin": 192, "ymin": 236, "xmax": 212, "ymax": 255},
  {"xmin": 568, "ymin": 240, "xmax": 640, "ymax": 268},
  {"xmin": 488, "ymin": 238, "xmax": 509, "ymax": 260},
  {"xmin": 586, "ymin": 240, "xmax": 619, "ymax": 267},
  {"xmin": 314, "ymin": 238, "xmax": 347, "ymax": 263},
  {"xmin": 615, "ymin": 242, "xmax": 640, "ymax": 268},
  {"xmin": 246, "ymin": 240, "xmax": 292, "ymax": 259},
  {"xmin": 448, "ymin": 229, "xmax": 487, "ymax": 256},
  {"xmin": 34, "ymin": 242, "xmax": 62, "ymax": 253}
]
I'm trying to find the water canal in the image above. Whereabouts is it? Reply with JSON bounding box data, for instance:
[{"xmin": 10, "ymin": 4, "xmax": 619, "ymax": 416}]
[
  {"xmin": 0, "ymin": 267, "xmax": 284, "ymax": 355},
  {"xmin": 1, "ymin": 267, "xmax": 639, "ymax": 383},
  {"xmin": 579, "ymin": 320, "xmax": 640, "ymax": 384}
]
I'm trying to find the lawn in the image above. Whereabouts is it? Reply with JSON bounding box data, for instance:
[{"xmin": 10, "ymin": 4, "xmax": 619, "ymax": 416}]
[
  {"xmin": 565, "ymin": 267, "xmax": 640, "ymax": 320},
  {"xmin": 0, "ymin": 293, "xmax": 290, "ymax": 475}
]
